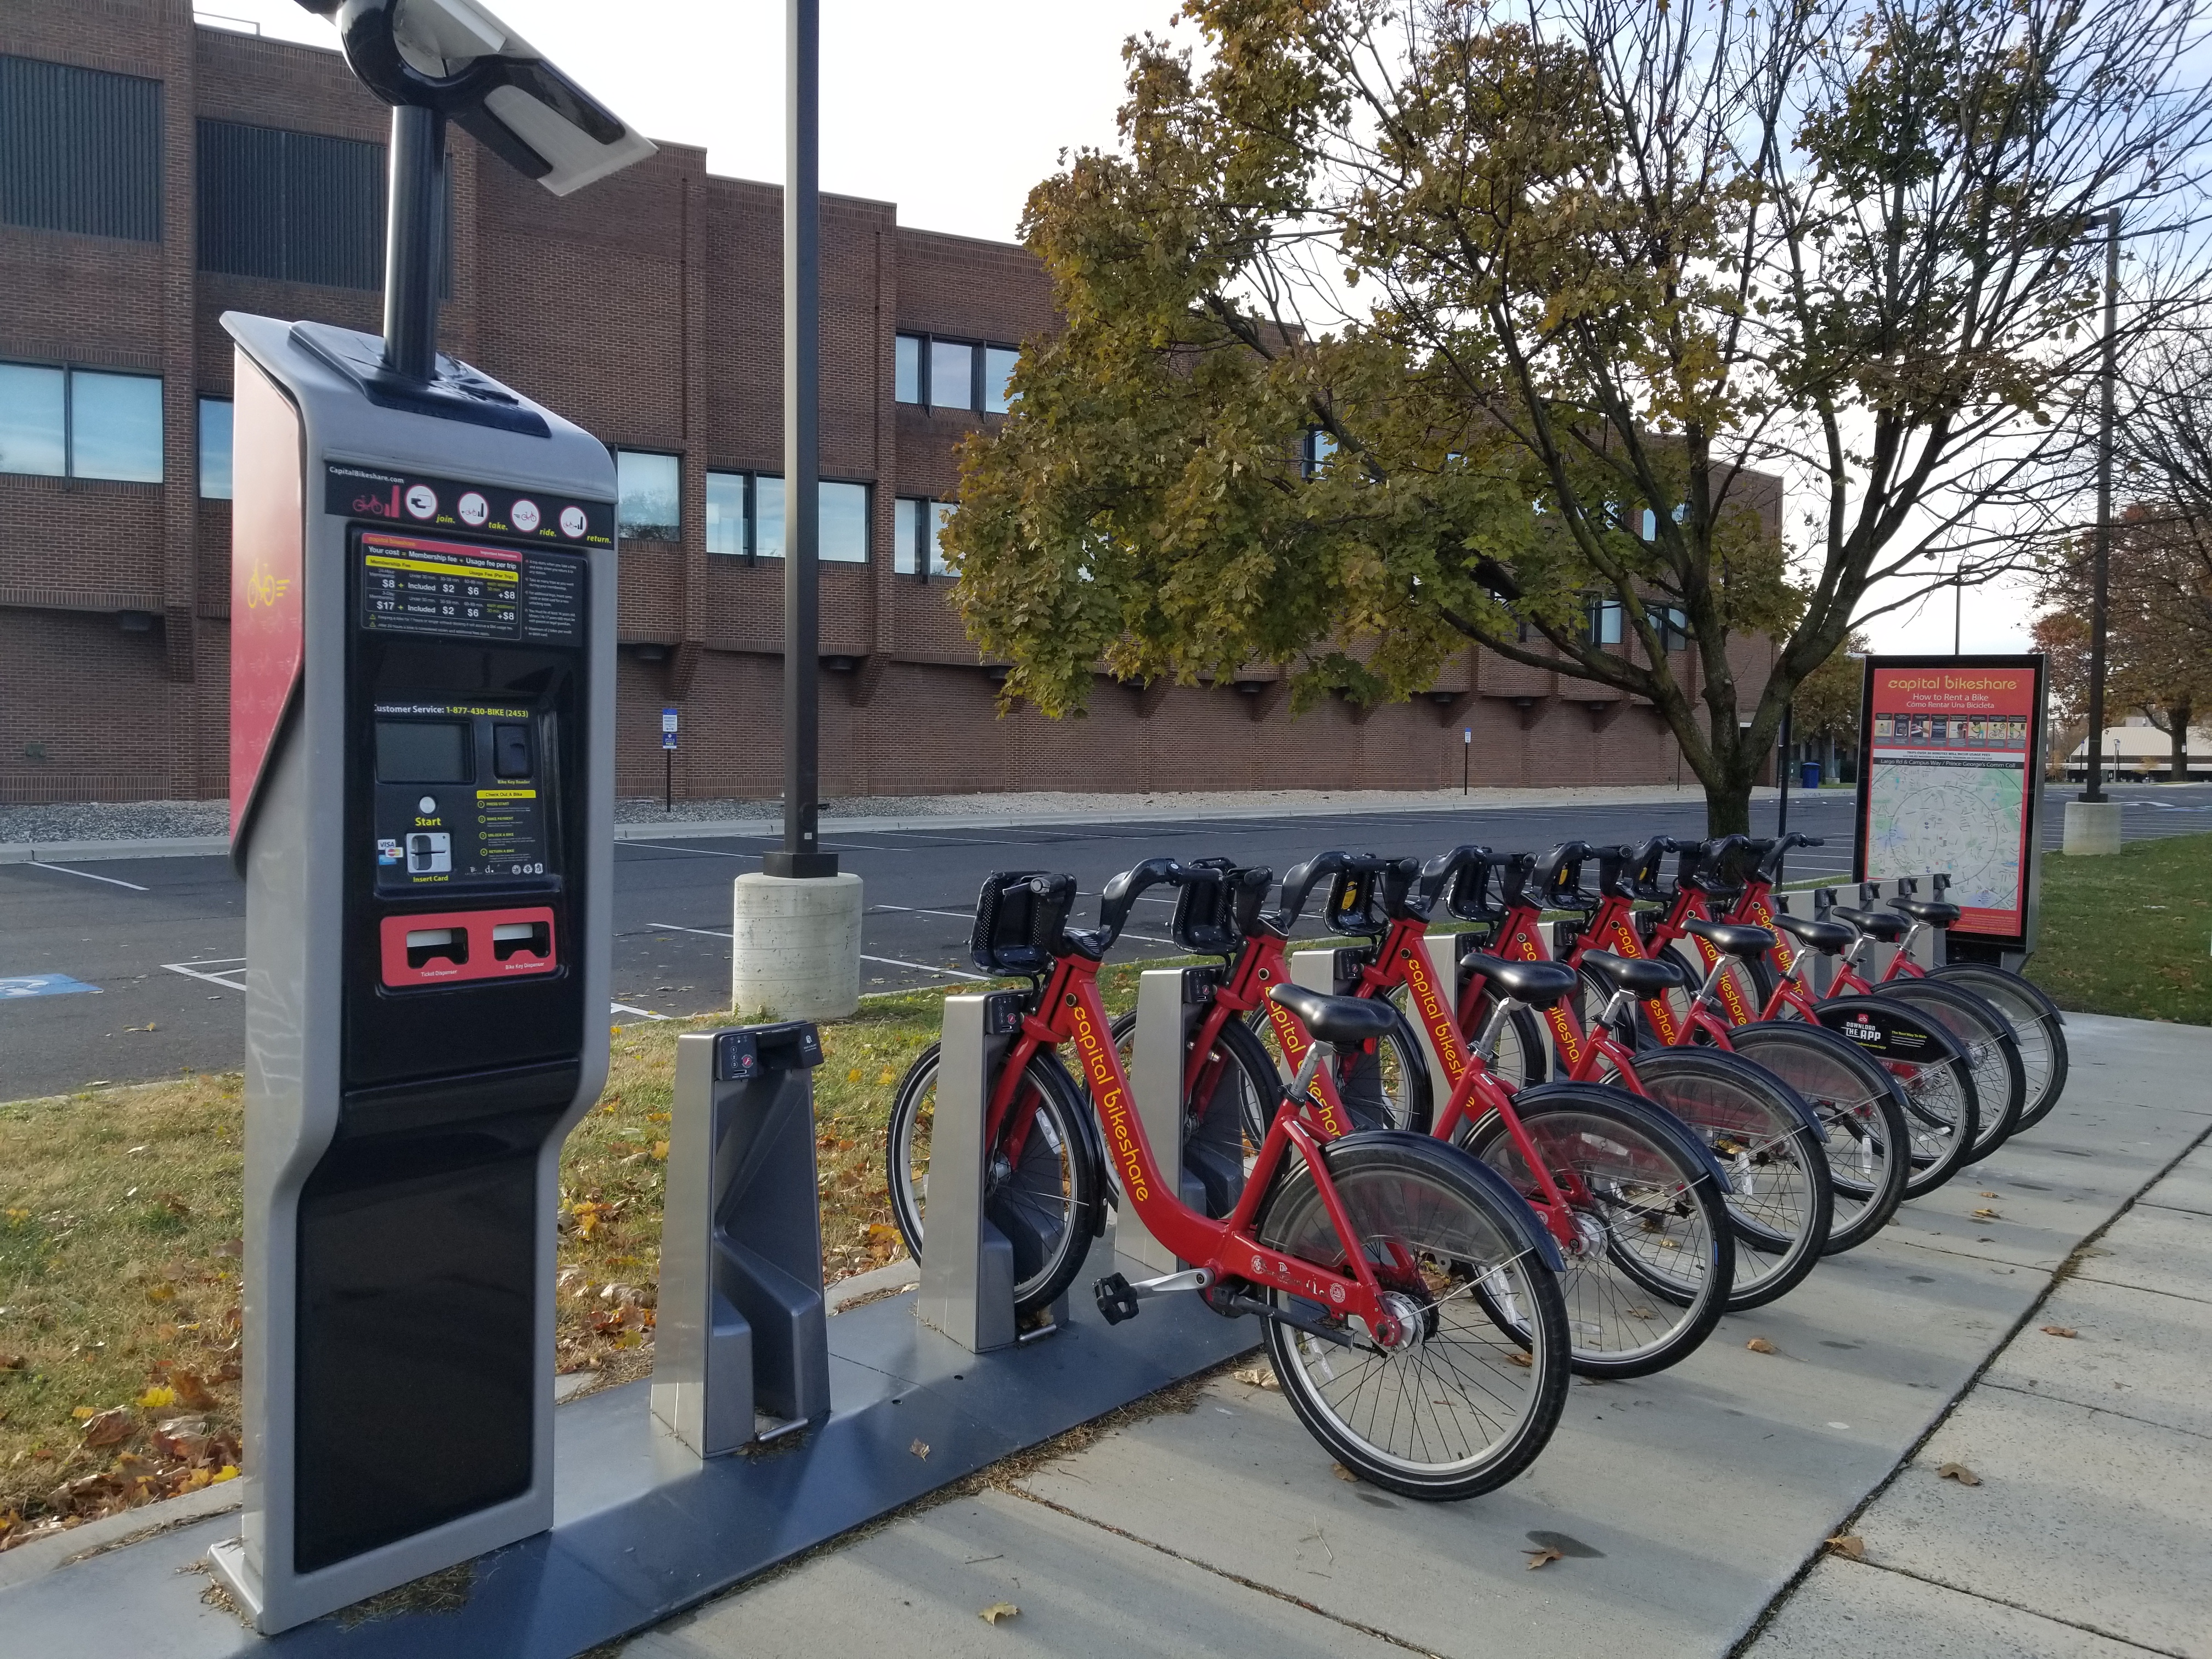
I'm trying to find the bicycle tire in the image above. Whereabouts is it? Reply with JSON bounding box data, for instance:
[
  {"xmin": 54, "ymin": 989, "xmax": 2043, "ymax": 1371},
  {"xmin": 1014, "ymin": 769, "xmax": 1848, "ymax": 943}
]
[
  {"xmin": 1257, "ymin": 1132, "xmax": 1571, "ymax": 1499},
  {"xmin": 1872, "ymin": 979, "xmax": 2025, "ymax": 1160},
  {"xmin": 1724, "ymin": 1022, "xmax": 1911, "ymax": 1254},
  {"xmin": 1628, "ymin": 1047, "xmax": 1833, "ymax": 1311},
  {"xmin": 884, "ymin": 1042, "xmax": 1104, "ymax": 1317},
  {"xmin": 1458, "ymin": 1082, "xmax": 1735, "ymax": 1379},
  {"xmin": 1934, "ymin": 964, "xmax": 2069, "ymax": 1133}
]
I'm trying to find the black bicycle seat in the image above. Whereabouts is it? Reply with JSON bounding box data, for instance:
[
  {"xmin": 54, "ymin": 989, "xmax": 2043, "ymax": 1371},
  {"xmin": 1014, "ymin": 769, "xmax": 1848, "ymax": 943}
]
[
  {"xmin": 1774, "ymin": 912, "xmax": 1855, "ymax": 953},
  {"xmin": 1829, "ymin": 906, "xmax": 1907, "ymax": 941},
  {"xmin": 1683, "ymin": 918, "xmax": 1776, "ymax": 960},
  {"xmin": 1891, "ymin": 897, "xmax": 1961, "ymax": 928},
  {"xmin": 1580, "ymin": 950, "xmax": 1685, "ymax": 998},
  {"xmin": 1267, "ymin": 983, "xmax": 1399, "ymax": 1047},
  {"xmin": 1461, "ymin": 953, "xmax": 1578, "ymax": 1009}
]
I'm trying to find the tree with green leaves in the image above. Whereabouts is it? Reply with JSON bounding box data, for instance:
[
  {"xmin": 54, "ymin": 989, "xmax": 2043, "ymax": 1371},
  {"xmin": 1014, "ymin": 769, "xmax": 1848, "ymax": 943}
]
[{"xmin": 947, "ymin": 0, "xmax": 2212, "ymax": 831}]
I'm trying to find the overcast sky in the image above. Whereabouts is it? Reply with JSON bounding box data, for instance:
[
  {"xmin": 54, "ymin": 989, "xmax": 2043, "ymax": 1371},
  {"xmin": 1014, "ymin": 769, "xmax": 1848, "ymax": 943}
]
[{"xmin": 210, "ymin": 0, "xmax": 2039, "ymax": 657}]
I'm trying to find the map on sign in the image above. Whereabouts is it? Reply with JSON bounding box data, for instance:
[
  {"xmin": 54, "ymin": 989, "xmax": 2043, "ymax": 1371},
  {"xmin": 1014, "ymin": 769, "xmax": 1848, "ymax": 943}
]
[
  {"xmin": 1865, "ymin": 761, "xmax": 2022, "ymax": 912},
  {"xmin": 1854, "ymin": 657, "xmax": 2046, "ymax": 951}
]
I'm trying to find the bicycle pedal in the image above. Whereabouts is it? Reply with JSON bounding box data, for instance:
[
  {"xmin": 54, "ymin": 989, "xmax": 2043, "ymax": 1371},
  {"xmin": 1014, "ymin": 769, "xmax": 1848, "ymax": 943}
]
[{"xmin": 1094, "ymin": 1272, "xmax": 1141, "ymax": 1325}]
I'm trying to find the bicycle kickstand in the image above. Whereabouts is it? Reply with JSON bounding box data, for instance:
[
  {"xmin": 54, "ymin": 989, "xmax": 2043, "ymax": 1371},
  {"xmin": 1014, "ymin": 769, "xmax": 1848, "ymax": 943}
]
[{"xmin": 1093, "ymin": 1267, "xmax": 1214, "ymax": 1325}]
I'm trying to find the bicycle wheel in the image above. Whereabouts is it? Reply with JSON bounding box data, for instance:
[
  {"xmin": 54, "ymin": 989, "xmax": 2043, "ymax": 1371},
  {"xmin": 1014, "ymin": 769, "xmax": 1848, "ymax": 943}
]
[
  {"xmin": 884, "ymin": 1042, "xmax": 1104, "ymax": 1317},
  {"xmin": 1257, "ymin": 1132, "xmax": 1570, "ymax": 1499},
  {"xmin": 1936, "ymin": 964, "xmax": 2068, "ymax": 1133},
  {"xmin": 1102, "ymin": 1008, "xmax": 1272, "ymax": 1215},
  {"xmin": 1248, "ymin": 1002, "xmax": 1433, "ymax": 1137},
  {"xmin": 1873, "ymin": 979, "xmax": 2024, "ymax": 1160},
  {"xmin": 1724, "ymin": 1022, "xmax": 1910, "ymax": 1254},
  {"xmin": 1459, "ymin": 1082, "xmax": 1735, "ymax": 1378},
  {"xmin": 1628, "ymin": 1048, "xmax": 1832, "ymax": 1311}
]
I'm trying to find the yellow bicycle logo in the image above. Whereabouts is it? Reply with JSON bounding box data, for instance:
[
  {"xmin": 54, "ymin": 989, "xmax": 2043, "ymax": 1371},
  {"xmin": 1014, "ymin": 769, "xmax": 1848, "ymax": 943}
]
[{"xmin": 244, "ymin": 563, "xmax": 293, "ymax": 609}]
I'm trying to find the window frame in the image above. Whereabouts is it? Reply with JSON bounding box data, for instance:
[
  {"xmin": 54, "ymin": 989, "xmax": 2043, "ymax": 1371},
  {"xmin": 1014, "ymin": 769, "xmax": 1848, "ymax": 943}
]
[
  {"xmin": 703, "ymin": 469, "xmax": 873, "ymax": 565},
  {"xmin": 197, "ymin": 394, "xmax": 233, "ymax": 500},
  {"xmin": 614, "ymin": 448, "xmax": 682, "ymax": 543},
  {"xmin": 892, "ymin": 495, "xmax": 959, "ymax": 582},
  {"xmin": 0, "ymin": 361, "xmax": 164, "ymax": 483},
  {"xmin": 895, "ymin": 331, "xmax": 1019, "ymax": 415}
]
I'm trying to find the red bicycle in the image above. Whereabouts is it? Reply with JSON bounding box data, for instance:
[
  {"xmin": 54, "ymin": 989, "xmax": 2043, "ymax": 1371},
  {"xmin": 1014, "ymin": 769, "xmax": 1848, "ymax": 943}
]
[
  {"xmin": 892, "ymin": 859, "xmax": 1734, "ymax": 1383},
  {"xmin": 884, "ymin": 862, "xmax": 1571, "ymax": 1498},
  {"xmin": 1653, "ymin": 836, "xmax": 2022, "ymax": 1184},
  {"xmin": 1537, "ymin": 839, "xmax": 1914, "ymax": 1252}
]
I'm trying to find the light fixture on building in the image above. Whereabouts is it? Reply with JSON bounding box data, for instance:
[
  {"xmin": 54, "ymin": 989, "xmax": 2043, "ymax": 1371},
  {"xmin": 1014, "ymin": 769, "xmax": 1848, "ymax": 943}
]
[
  {"xmin": 116, "ymin": 610, "xmax": 157, "ymax": 633},
  {"xmin": 821, "ymin": 655, "xmax": 859, "ymax": 674},
  {"xmin": 634, "ymin": 642, "xmax": 668, "ymax": 662}
]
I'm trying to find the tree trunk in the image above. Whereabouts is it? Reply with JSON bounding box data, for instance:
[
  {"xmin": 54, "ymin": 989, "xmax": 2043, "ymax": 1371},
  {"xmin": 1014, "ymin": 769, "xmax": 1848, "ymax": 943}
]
[
  {"xmin": 1704, "ymin": 770, "xmax": 1756, "ymax": 836},
  {"xmin": 2171, "ymin": 699, "xmax": 2193, "ymax": 781}
]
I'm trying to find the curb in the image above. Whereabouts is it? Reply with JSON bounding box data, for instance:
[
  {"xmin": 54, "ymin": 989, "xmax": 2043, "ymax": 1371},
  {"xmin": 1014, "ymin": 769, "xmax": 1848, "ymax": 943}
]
[
  {"xmin": 0, "ymin": 837, "xmax": 229, "ymax": 866},
  {"xmin": 0, "ymin": 1480, "xmax": 241, "ymax": 1592}
]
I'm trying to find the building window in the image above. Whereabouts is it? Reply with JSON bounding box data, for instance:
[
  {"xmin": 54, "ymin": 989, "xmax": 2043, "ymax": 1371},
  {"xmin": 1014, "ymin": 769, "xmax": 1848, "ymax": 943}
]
[
  {"xmin": 617, "ymin": 449, "xmax": 681, "ymax": 541},
  {"xmin": 894, "ymin": 497, "xmax": 959, "ymax": 579},
  {"xmin": 895, "ymin": 332, "xmax": 1018, "ymax": 414},
  {"xmin": 983, "ymin": 347, "xmax": 1019, "ymax": 414},
  {"xmin": 930, "ymin": 340, "xmax": 976, "ymax": 412},
  {"xmin": 198, "ymin": 397, "xmax": 233, "ymax": 500},
  {"xmin": 895, "ymin": 334, "xmax": 921, "ymax": 405},
  {"xmin": 1655, "ymin": 606, "xmax": 1691, "ymax": 652},
  {"xmin": 196, "ymin": 119, "xmax": 449, "ymax": 293},
  {"xmin": 1586, "ymin": 597, "xmax": 1622, "ymax": 646},
  {"xmin": 0, "ymin": 56, "xmax": 162, "ymax": 242},
  {"xmin": 754, "ymin": 475, "xmax": 786, "ymax": 558},
  {"xmin": 1302, "ymin": 428, "xmax": 1338, "ymax": 478},
  {"xmin": 0, "ymin": 363, "xmax": 163, "ymax": 482},
  {"xmin": 820, "ymin": 479, "xmax": 869, "ymax": 563},
  {"xmin": 704, "ymin": 470, "xmax": 745, "ymax": 556}
]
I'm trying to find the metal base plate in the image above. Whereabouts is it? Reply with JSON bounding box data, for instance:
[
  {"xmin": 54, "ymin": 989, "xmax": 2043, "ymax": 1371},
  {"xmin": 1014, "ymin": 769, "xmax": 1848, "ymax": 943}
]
[{"xmin": 0, "ymin": 1257, "xmax": 1255, "ymax": 1658}]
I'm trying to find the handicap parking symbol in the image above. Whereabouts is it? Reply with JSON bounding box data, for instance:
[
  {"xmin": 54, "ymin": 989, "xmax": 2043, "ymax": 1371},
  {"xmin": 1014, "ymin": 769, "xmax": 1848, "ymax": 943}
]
[{"xmin": 0, "ymin": 973, "xmax": 102, "ymax": 998}]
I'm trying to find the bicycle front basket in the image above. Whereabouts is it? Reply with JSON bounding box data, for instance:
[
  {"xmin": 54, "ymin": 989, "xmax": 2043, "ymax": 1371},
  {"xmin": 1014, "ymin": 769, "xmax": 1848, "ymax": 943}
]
[
  {"xmin": 1171, "ymin": 857, "xmax": 1243, "ymax": 956},
  {"xmin": 970, "ymin": 869, "xmax": 1060, "ymax": 975},
  {"xmin": 1323, "ymin": 863, "xmax": 1387, "ymax": 936}
]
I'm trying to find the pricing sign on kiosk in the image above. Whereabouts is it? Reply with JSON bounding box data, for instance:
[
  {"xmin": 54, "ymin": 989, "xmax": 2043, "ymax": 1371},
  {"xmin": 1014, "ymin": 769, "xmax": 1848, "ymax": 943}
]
[{"xmin": 210, "ymin": 0, "xmax": 653, "ymax": 1633}]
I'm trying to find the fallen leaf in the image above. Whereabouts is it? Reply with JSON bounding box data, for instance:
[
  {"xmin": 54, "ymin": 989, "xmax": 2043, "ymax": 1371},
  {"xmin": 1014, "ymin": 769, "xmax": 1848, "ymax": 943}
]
[
  {"xmin": 1330, "ymin": 1463, "xmax": 1358, "ymax": 1483},
  {"xmin": 1746, "ymin": 1337, "xmax": 1778, "ymax": 1355},
  {"xmin": 1825, "ymin": 1534, "xmax": 1866, "ymax": 1560},
  {"xmin": 1937, "ymin": 1462, "xmax": 1981, "ymax": 1486},
  {"xmin": 136, "ymin": 1386, "xmax": 176, "ymax": 1410},
  {"xmin": 1972, "ymin": 1208, "xmax": 2001, "ymax": 1221},
  {"xmin": 169, "ymin": 1371, "xmax": 217, "ymax": 1410},
  {"xmin": 1525, "ymin": 1546, "xmax": 1564, "ymax": 1570},
  {"xmin": 2040, "ymin": 1325, "xmax": 2078, "ymax": 1339},
  {"xmin": 70, "ymin": 1406, "xmax": 96, "ymax": 1421},
  {"xmin": 1232, "ymin": 1367, "xmax": 1279, "ymax": 1390},
  {"xmin": 846, "ymin": 1068, "xmax": 862, "ymax": 1084},
  {"xmin": 211, "ymin": 1465, "xmax": 239, "ymax": 1483},
  {"xmin": 978, "ymin": 1602, "xmax": 1019, "ymax": 1626},
  {"xmin": 650, "ymin": 1141, "xmax": 669, "ymax": 1162},
  {"xmin": 1623, "ymin": 1307, "xmax": 1655, "ymax": 1320},
  {"xmin": 909, "ymin": 1438, "xmax": 930, "ymax": 1460},
  {"xmin": 0, "ymin": 1355, "xmax": 24, "ymax": 1372},
  {"xmin": 1505, "ymin": 1350, "xmax": 1533, "ymax": 1367},
  {"xmin": 80, "ymin": 1407, "xmax": 134, "ymax": 1448},
  {"xmin": 1979, "ymin": 1191, "xmax": 1999, "ymax": 1198}
]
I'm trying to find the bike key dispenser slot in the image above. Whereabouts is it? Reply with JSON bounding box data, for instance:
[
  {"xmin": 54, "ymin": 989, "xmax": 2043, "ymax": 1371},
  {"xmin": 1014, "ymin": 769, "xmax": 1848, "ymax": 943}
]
[{"xmin": 653, "ymin": 1024, "xmax": 832, "ymax": 1457}]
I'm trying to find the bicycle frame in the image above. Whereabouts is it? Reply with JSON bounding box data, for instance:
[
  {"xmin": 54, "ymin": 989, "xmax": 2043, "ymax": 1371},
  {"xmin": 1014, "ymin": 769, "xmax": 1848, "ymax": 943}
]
[{"xmin": 983, "ymin": 947, "xmax": 1404, "ymax": 1335}]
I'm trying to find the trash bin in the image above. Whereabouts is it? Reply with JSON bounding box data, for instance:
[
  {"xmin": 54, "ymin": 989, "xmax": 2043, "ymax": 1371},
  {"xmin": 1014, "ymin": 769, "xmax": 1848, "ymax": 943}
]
[{"xmin": 1800, "ymin": 760, "xmax": 1823, "ymax": 789}]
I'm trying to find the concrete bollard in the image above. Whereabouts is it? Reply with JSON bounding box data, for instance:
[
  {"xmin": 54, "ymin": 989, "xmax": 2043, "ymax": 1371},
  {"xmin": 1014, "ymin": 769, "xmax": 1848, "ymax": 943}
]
[
  {"xmin": 731, "ymin": 871, "xmax": 862, "ymax": 1020},
  {"xmin": 2061, "ymin": 798, "xmax": 2123, "ymax": 856}
]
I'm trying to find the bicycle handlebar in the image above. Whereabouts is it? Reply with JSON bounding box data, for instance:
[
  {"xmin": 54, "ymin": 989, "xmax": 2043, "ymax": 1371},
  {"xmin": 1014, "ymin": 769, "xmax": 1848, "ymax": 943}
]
[
  {"xmin": 1751, "ymin": 832, "xmax": 1825, "ymax": 883},
  {"xmin": 1090, "ymin": 856, "xmax": 1186, "ymax": 955}
]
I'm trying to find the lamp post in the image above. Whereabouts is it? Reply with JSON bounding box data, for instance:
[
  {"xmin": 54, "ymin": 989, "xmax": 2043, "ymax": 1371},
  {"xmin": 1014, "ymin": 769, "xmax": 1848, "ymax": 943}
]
[{"xmin": 2063, "ymin": 208, "xmax": 2125, "ymax": 855}]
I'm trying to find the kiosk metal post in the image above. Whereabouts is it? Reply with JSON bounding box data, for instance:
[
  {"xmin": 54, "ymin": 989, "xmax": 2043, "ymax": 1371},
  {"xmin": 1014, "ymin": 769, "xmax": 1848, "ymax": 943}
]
[
  {"xmin": 914, "ymin": 992, "xmax": 1026, "ymax": 1351},
  {"xmin": 210, "ymin": 0, "xmax": 653, "ymax": 1632}
]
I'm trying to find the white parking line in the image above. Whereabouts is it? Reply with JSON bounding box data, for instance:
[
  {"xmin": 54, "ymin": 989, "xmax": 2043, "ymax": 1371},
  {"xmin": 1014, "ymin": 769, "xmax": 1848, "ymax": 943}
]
[
  {"xmin": 610, "ymin": 1002, "xmax": 674, "ymax": 1022},
  {"xmin": 619, "ymin": 841, "xmax": 759, "ymax": 859},
  {"xmin": 32, "ymin": 861, "xmax": 150, "ymax": 892},
  {"xmin": 861, "ymin": 954, "xmax": 989, "ymax": 981},
  {"xmin": 870, "ymin": 904, "xmax": 977, "ymax": 921},
  {"xmin": 647, "ymin": 921, "xmax": 733, "ymax": 939},
  {"xmin": 162, "ymin": 958, "xmax": 247, "ymax": 991}
]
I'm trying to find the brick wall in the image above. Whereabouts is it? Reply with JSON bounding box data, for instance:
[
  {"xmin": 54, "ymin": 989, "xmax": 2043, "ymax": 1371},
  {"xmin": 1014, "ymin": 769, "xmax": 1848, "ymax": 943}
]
[{"xmin": 0, "ymin": 2, "xmax": 1780, "ymax": 808}]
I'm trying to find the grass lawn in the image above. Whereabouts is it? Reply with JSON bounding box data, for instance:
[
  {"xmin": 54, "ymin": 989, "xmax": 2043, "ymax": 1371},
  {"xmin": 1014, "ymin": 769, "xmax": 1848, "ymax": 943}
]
[
  {"xmin": 2028, "ymin": 831, "xmax": 2212, "ymax": 1025},
  {"xmin": 0, "ymin": 962, "xmax": 1169, "ymax": 1549}
]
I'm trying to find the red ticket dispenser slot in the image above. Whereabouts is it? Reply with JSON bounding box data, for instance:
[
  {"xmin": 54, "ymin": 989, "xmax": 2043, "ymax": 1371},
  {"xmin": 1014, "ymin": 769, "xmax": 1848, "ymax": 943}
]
[{"xmin": 378, "ymin": 907, "xmax": 557, "ymax": 988}]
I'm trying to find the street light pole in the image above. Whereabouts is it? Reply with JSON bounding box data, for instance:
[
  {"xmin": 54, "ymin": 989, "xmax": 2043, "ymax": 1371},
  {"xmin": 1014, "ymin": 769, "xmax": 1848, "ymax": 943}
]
[
  {"xmin": 767, "ymin": 0, "xmax": 833, "ymax": 879},
  {"xmin": 2083, "ymin": 207, "xmax": 2120, "ymax": 806}
]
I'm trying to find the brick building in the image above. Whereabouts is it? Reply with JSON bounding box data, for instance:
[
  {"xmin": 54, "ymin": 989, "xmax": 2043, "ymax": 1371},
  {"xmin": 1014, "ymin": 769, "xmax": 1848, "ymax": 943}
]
[{"xmin": 0, "ymin": 2, "xmax": 1776, "ymax": 808}]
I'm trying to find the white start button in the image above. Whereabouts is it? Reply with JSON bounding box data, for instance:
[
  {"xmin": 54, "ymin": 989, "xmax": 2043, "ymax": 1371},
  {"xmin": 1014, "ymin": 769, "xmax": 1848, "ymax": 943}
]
[
  {"xmin": 417, "ymin": 795, "xmax": 437, "ymax": 814},
  {"xmin": 510, "ymin": 499, "xmax": 541, "ymax": 533},
  {"xmin": 404, "ymin": 483, "xmax": 437, "ymax": 520}
]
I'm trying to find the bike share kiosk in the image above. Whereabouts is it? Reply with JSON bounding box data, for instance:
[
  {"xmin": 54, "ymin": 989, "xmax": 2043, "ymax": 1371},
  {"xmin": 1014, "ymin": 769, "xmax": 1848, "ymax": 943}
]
[{"xmin": 210, "ymin": 0, "xmax": 651, "ymax": 1631}]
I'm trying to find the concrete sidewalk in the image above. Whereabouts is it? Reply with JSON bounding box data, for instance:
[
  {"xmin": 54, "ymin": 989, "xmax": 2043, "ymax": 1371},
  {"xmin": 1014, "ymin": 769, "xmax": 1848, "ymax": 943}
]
[{"xmin": 618, "ymin": 1012, "xmax": 2212, "ymax": 1659}]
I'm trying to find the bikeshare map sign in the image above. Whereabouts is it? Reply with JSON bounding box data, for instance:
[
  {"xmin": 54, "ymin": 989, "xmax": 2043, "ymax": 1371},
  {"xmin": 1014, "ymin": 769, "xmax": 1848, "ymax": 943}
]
[{"xmin": 1853, "ymin": 654, "xmax": 2048, "ymax": 954}]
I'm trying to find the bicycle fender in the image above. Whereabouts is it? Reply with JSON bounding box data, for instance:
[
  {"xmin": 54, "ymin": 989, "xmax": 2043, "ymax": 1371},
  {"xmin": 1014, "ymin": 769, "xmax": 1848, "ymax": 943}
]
[
  {"xmin": 1816, "ymin": 995, "xmax": 1965, "ymax": 1068},
  {"xmin": 1330, "ymin": 1128, "xmax": 1567, "ymax": 1273},
  {"xmin": 1634, "ymin": 1045, "xmax": 1830, "ymax": 1144},
  {"xmin": 1510, "ymin": 1079, "xmax": 1736, "ymax": 1191}
]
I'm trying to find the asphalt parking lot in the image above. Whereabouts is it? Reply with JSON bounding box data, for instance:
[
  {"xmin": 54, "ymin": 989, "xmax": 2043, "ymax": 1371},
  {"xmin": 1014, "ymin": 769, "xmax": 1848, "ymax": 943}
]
[{"xmin": 2, "ymin": 783, "xmax": 2204, "ymax": 1102}]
